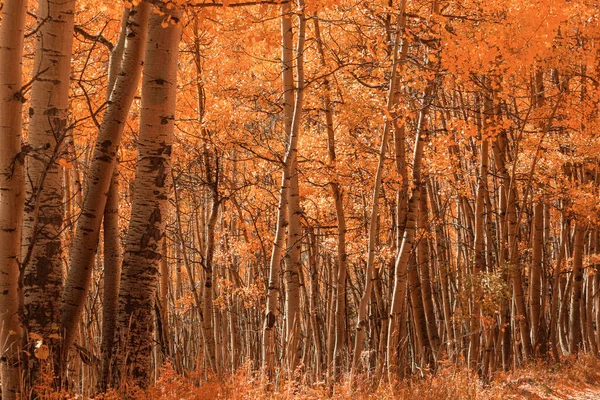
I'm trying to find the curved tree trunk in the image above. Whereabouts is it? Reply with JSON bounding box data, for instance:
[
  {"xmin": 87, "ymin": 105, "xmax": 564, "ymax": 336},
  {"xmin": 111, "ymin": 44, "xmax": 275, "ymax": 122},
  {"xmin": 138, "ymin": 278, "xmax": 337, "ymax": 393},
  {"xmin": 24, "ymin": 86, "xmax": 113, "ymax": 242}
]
[
  {"xmin": 0, "ymin": 1, "xmax": 28, "ymax": 398},
  {"xmin": 60, "ymin": 2, "xmax": 151, "ymax": 361},
  {"xmin": 99, "ymin": 10, "xmax": 129, "ymax": 390}
]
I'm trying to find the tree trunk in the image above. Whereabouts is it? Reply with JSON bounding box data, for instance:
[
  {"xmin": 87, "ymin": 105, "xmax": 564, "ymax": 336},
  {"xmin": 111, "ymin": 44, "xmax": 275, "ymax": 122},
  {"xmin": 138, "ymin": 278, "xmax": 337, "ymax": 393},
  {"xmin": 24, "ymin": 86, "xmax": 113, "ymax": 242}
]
[
  {"xmin": 60, "ymin": 2, "xmax": 151, "ymax": 361},
  {"xmin": 313, "ymin": 14, "xmax": 348, "ymax": 379},
  {"xmin": 387, "ymin": 81, "xmax": 433, "ymax": 378},
  {"xmin": 530, "ymin": 202, "xmax": 544, "ymax": 355},
  {"xmin": 470, "ymin": 136, "xmax": 488, "ymax": 370},
  {"xmin": 22, "ymin": 0, "xmax": 75, "ymax": 379},
  {"xmin": 284, "ymin": 0, "xmax": 306, "ymax": 375},
  {"xmin": 261, "ymin": 0, "xmax": 295, "ymax": 376},
  {"xmin": 418, "ymin": 185, "xmax": 441, "ymax": 361},
  {"xmin": 569, "ymin": 222, "xmax": 585, "ymax": 354},
  {"xmin": 99, "ymin": 10, "xmax": 129, "ymax": 389},
  {"xmin": 113, "ymin": 6, "xmax": 180, "ymax": 388},
  {"xmin": 0, "ymin": 1, "xmax": 28, "ymax": 397}
]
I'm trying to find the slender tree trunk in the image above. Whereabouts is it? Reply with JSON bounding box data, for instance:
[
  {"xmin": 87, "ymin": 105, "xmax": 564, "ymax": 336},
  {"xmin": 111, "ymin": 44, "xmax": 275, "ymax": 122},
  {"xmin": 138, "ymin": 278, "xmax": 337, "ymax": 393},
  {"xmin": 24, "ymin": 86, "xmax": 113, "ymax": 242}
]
[
  {"xmin": 100, "ymin": 168, "xmax": 121, "ymax": 389},
  {"xmin": 0, "ymin": 1, "xmax": 28, "ymax": 397},
  {"xmin": 470, "ymin": 136, "xmax": 488, "ymax": 370},
  {"xmin": 418, "ymin": 185, "xmax": 441, "ymax": 361},
  {"xmin": 530, "ymin": 202, "xmax": 544, "ymax": 355},
  {"xmin": 113, "ymin": 6, "xmax": 180, "ymax": 388},
  {"xmin": 284, "ymin": 0, "xmax": 306, "ymax": 376},
  {"xmin": 202, "ymin": 159, "xmax": 220, "ymax": 376},
  {"xmin": 569, "ymin": 222, "xmax": 585, "ymax": 354},
  {"xmin": 387, "ymin": 81, "xmax": 434, "ymax": 378},
  {"xmin": 99, "ymin": 10, "xmax": 129, "ymax": 389},
  {"xmin": 313, "ymin": 14, "xmax": 348, "ymax": 379},
  {"xmin": 261, "ymin": 0, "xmax": 296, "ymax": 377},
  {"xmin": 549, "ymin": 208, "xmax": 567, "ymax": 361}
]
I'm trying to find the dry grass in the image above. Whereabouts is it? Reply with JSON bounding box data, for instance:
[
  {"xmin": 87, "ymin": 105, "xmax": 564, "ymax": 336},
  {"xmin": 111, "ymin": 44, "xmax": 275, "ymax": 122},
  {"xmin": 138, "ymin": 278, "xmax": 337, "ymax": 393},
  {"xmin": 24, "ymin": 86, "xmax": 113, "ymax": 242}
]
[
  {"xmin": 135, "ymin": 355, "xmax": 600, "ymax": 399},
  {"xmin": 31, "ymin": 355, "xmax": 600, "ymax": 399}
]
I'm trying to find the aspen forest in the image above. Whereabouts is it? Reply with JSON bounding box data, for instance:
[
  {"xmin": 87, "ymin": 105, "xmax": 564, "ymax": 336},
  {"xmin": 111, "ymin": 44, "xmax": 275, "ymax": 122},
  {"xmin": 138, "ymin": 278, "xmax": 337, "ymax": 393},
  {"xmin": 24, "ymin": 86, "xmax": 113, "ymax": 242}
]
[{"xmin": 3, "ymin": 0, "xmax": 600, "ymax": 398}]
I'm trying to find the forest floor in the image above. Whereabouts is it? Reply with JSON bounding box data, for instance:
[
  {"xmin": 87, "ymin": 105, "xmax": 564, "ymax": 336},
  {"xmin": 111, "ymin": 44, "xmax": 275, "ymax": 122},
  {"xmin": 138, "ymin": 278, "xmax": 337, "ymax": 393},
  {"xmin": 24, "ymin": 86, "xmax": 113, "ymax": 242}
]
[{"xmin": 125, "ymin": 354, "xmax": 600, "ymax": 399}]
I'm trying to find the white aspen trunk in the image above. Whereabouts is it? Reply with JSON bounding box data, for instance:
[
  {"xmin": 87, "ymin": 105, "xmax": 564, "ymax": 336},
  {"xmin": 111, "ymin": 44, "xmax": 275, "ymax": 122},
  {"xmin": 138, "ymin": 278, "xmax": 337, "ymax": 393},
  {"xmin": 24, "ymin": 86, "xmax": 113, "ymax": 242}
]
[
  {"xmin": 113, "ymin": 6, "xmax": 180, "ymax": 388},
  {"xmin": 386, "ymin": 83, "xmax": 433, "ymax": 379},
  {"xmin": 530, "ymin": 202, "xmax": 543, "ymax": 354},
  {"xmin": 0, "ymin": 1, "xmax": 28, "ymax": 398},
  {"xmin": 60, "ymin": 3, "xmax": 151, "ymax": 360},
  {"xmin": 261, "ymin": 0, "xmax": 296, "ymax": 377},
  {"xmin": 284, "ymin": 0, "xmax": 306, "ymax": 376},
  {"xmin": 569, "ymin": 222, "xmax": 585, "ymax": 354},
  {"xmin": 22, "ymin": 1, "xmax": 75, "ymax": 378},
  {"xmin": 470, "ymin": 136, "xmax": 488, "ymax": 369},
  {"xmin": 99, "ymin": 10, "xmax": 129, "ymax": 390}
]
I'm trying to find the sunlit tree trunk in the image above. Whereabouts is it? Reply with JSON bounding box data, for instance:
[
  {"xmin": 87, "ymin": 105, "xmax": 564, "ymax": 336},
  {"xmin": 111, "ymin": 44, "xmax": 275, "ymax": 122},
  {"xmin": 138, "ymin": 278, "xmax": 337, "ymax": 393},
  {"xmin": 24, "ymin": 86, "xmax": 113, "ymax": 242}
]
[
  {"xmin": 99, "ymin": 10, "xmax": 129, "ymax": 390},
  {"xmin": 262, "ymin": 0, "xmax": 295, "ymax": 377},
  {"xmin": 113, "ymin": 6, "xmax": 180, "ymax": 388},
  {"xmin": 284, "ymin": 0, "xmax": 306, "ymax": 376},
  {"xmin": 530, "ymin": 202, "xmax": 544, "ymax": 355},
  {"xmin": 0, "ymin": 1, "xmax": 28, "ymax": 398},
  {"xmin": 60, "ymin": 2, "xmax": 151, "ymax": 360},
  {"xmin": 569, "ymin": 222, "xmax": 585, "ymax": 354},
  {"xmin": 387, "ymin": 82, "xmax": 433, "ymax": 378},
  {"xmin": 470, "ymin": 134, "xmax": 488, "ymax": 370},
  {"xmin": 22, "ymin": 0, "xmax": 75, "ymax": 378}
]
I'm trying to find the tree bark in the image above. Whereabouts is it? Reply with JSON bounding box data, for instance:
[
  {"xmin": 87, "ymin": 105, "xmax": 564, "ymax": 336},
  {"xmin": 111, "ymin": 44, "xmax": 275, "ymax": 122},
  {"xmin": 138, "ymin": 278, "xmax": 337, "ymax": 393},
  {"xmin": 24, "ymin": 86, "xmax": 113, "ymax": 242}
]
[
  {"xmin": 284, "ymin": 0, "xmax": 306, "ymax": 375},
  {"xmin": 99, "ymin": 10, "xmax": 129, "ymax": 390},
  {"xmin": 112, "ymin": 5, "xmax": 180, "ymax": 388},
  {"xmin": 60, "ymin": 2, "xmax": 151, "ymax": 361},
  {"xmin": 0, "ymin": 1, "xmax": 28, "ymax": 397},
  {"xmin": 569, "ymin": 222, "xmax": 585, "ymax": 354},
  {"xmin": 22, "ymin": 1, "xmax": 75, "ymax": 379}
]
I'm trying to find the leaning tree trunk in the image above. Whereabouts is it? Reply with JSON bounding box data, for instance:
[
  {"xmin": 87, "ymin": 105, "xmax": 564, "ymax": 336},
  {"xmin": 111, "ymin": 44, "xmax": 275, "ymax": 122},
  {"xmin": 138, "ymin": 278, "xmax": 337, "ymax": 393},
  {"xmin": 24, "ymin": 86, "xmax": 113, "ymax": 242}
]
[
  {"xmin": 387, "ymin": 81, "xmax": 434, "ymax": 379},
  {"xmin": 60, "ymin": 2, "xmax": 151, "ymax": 361},
  {"xmin": 22, "ymin": 0, "xmax": 75, "ymax": 380},
  {"xmin": 112, "ymin": 6, "xmax": 180, "ymax": 388},
  {"xmin": 99, "ymin": 10, "xmax": 129, "ymax": 390},
  {"xmin": 0, "ymin": 1, "xmax": 28, "ymax": 398}
]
